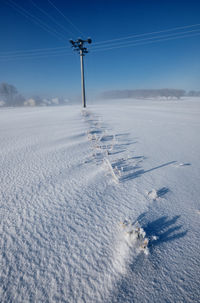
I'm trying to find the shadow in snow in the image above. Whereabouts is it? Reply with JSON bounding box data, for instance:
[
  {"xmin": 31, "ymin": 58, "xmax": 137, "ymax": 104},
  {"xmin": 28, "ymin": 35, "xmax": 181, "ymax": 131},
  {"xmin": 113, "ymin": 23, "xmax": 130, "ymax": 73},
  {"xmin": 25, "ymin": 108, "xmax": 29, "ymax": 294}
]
[
  {"xmin": 180, "ymin": 162, "xmax": 191, "ymax": 166},
  {"xmin": 82, "ymin": 110, "xmax": 139, "ymax": 171},
  {"xmin": 127, "ymin": 214, "xmax": 187, "ymax": 275},
  {"xmin": 82, "ymin": 110, "xmax": 177, "ymax": 184},
  {"xmin": 111, "ymin": 156, "xmax": 145, "ymax": 173},
  {"xmin": 121, "ymin": 161, "xmax": 177, "ymax": 182},
  {"xmin": 157, "ymin": 187, "xmax": 170, "ymax": 198},
  {"xmin": 138, "ymin": 214, "xmax": 187, "ymax": 248},
  {"xmin": 110, "ymin": 214, "xmax": 187, "ymax": 302}
]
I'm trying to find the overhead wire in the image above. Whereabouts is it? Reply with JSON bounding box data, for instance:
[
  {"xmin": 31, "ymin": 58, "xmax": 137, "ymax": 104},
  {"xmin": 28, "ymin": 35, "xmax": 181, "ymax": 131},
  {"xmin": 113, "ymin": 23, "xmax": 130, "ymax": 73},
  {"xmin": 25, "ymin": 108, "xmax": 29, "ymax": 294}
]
[
  {"xmin": 1, "ymin": 17, "xmax": 200, "ymax": 61},
  {"xmin": 0, "ymin": 45, "xmax": 69, "ymax": 56},
  {"xmin": 0, "ymin": 49, "xmax": 73, "ymax": 61},
  {"xmin": 92, "ymin": 22, "xmax": 200, "ymax": 45},
  {"xmin": 90, "ymin": 31, "xmax": 200, "ymax": 53},
  {"xmin": 47, "ymin": 0, "xmax": 85, "ymax": 37},
  {"xmin": 1, "ymin": 31, "xmax": 199, "ymax": 60},
  {"xmin": 0, "ymin": 42, "xmax": 79, "ymax": 59},
  {"xmin": 2, "ymin": 30, "xmax": 199, "ymax": 61},
  {"xmin": 6, "ymin": 0, "xmax": 67, "ymax": 42},
  {"xmin": 2, "ymin": 23, "xmax": 199, "ymax": 57},
  {"xmin": 90, "ymin": 27, "xmax": 200, "ymax": 51},
  {"xmin": 29, "ymin": 0, "xmax": 75, "ymax": 37}
]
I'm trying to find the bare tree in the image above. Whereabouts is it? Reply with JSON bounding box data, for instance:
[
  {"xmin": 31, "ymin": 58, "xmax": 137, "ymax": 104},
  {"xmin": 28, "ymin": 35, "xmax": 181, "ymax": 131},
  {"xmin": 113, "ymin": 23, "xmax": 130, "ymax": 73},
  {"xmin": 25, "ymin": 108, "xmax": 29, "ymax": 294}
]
[{"xmin": 0, "ymin": 82, "xmax": 24, "ymax": 106}]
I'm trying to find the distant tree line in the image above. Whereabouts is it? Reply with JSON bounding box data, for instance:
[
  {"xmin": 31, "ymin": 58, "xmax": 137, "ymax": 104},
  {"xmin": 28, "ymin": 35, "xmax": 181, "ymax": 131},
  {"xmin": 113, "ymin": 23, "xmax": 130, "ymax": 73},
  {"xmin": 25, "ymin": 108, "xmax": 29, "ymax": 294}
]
[
  {"xmin": 0, "ymin": 82, "xmax": 69, "ymax": 107},
  {"xmin": 187, "ymin": 90, "xmax": 200, "ymax": 97},
  {"xmin": 1, "ymin": 82, "xmax": 200, "ymax": 107},
  {"xmin": 102, "ymin": 89, "xmax": 200, "ymax": 100}
]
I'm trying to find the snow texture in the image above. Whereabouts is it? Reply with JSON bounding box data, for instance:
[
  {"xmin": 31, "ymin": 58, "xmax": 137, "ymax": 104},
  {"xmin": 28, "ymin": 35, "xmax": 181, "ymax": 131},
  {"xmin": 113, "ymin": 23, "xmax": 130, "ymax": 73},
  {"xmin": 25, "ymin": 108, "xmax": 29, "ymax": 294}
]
[{"xmin": 0, "ymin": 99, "xmax": 200, "ymax": 302}]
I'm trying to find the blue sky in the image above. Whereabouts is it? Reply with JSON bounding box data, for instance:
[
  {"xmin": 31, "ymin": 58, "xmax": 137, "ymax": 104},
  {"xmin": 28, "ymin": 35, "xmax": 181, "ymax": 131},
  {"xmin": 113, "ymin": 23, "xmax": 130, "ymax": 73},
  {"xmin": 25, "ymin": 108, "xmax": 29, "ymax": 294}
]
[{"xmin": 0, "ymin": 0, "xmax": 200, "ymax": 99}]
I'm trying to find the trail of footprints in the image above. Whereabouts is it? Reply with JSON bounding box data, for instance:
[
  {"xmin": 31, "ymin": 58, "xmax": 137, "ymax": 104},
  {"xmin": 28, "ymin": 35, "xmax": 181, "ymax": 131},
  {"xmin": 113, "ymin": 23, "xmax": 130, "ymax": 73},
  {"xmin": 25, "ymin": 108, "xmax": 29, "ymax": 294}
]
[
  {"xmin": 82, "ymin": 110, "xmax": 142, "ymax": 184},
  {"xmin": 82, "ymin": 110, "xmax": 191, "ymax": 255},
  {"xmin": 82, "ymin": 110, "xmax": 151, "ymax": 253}
]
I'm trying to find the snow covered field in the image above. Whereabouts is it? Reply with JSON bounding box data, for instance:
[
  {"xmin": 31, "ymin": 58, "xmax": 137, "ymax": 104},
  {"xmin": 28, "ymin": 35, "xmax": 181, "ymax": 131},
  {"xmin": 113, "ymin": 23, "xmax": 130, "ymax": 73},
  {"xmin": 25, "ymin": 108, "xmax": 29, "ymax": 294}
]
[{"xmin": 0, "ymin": 98, "xmax": 200, "ymax": 302}]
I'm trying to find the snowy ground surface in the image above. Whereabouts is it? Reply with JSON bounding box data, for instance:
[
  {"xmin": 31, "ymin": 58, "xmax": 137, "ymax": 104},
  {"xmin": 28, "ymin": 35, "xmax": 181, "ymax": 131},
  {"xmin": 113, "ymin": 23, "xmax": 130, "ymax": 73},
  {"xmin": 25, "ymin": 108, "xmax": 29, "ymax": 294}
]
[{"xmin": 0, "ymin": 98, "xmax": 200, "ymax": 302}]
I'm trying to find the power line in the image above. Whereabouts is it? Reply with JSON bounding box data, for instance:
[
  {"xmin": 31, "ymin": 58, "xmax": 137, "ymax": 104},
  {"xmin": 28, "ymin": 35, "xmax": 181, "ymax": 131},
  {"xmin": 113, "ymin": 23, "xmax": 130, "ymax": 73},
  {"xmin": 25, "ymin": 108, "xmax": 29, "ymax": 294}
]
[
  {"xmin": 6, "ymin": 0, "xmax": 67, "ymax": 42},
  {"xmin": 47, "ymin": 0, "xmax": 85, "ymax": 37},
  {"xmin": 0, "ymin": 46, "xmax": 68, "ymax": 56},
  {"xmin": 1, "ymin": 21, "xmax": 200, "ymax": 61},
  {"xmin": 1, "ymin": 21, "xmax": 199, "ymax": 56},
  {"xmin": 0, "ymin": 48, "xmax": 71, "ymax": 59},
  {"xmin": 1, "ymin": 30, "xmax": 199, "ymax": 60},
  {"xmin": 1, "ymin": 26, "xmax": 199, "ymax": 56},
  {"xmin": 92, "ymin": 23, "xmax": 200, "ymax": 45},
  {"xmin": 0, "ymin": 50, "xmax": 73, "ymax": 61},
  {"xmin": 29, "ymin": 0, "xmax": 75, "ymax": 37},
  {"xmin": 91, "ymin": 32, "xmax": 200, "ymax": 53},
  {"xmin": 91, "ymin": 28, "xmax": 200, "ymax": 50}
]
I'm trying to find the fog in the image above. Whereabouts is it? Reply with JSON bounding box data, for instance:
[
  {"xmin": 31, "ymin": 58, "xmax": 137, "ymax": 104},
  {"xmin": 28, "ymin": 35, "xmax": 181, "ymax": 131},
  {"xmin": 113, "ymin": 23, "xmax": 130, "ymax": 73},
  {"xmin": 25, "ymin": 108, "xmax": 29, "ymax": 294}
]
[
  {"xmin": 101, "ymin": 88, "xmax": 200, "ymax": 100},
  {"xmin": 1, "ymin": 82, "xmax": 200, "ymax": 107},
  {"xmin": 0, "ymin": 82, "xmax": 70, "ymax": 107}
]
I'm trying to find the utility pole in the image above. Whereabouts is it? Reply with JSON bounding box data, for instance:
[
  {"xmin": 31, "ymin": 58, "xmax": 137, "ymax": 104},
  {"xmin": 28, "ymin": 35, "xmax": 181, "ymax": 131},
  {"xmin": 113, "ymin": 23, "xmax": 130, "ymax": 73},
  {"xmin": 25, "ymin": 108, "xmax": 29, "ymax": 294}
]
[{"xmin": 69, "ymin": 38, "xmax": 92, "ymax": 108}]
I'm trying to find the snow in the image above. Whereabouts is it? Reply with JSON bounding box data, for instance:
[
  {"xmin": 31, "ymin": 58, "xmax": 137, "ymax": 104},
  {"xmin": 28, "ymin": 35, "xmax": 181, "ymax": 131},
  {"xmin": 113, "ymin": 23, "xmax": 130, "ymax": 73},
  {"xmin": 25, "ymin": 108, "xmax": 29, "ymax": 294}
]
[{"xmin": 0, "ymin": 98, "xmax": 200, "ymax": 302}]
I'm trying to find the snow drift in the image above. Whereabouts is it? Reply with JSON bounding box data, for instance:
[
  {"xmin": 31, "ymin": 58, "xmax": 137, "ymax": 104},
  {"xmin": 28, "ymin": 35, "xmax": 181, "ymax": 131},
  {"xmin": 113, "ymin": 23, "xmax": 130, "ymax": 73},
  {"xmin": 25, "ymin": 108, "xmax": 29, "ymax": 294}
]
[{"xmin": 0, "ymin": 98, "xmax": 200, "ymax": 302}]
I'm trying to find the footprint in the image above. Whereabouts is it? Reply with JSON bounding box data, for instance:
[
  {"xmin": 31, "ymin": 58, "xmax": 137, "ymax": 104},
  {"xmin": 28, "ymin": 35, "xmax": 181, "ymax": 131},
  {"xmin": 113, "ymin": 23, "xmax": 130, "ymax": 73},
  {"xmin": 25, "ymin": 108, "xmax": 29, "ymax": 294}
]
[{"xmin": 146, "ymin": 187, "xmax": 169, "ymax": 200}]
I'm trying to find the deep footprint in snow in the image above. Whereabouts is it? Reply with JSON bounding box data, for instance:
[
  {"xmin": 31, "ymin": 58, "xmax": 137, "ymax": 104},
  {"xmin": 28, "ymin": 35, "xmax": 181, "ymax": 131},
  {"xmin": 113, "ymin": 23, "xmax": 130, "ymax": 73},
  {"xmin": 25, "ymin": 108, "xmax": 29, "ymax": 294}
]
[
  {"xmin": 119, "ymin": 220, "xmax": 150, "ymax": 255},
  {"xmin": 146, "ymin": 187, "xmax": 170, "ymax": 201}
]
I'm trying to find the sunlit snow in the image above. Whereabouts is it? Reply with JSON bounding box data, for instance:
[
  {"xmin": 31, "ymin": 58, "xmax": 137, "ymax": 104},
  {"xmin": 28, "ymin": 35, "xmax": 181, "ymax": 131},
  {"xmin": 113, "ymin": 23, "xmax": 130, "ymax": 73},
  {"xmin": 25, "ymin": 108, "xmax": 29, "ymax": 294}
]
[{"xmin": 0, "ymin": 98, "xmax": 200, "ymax": 302}]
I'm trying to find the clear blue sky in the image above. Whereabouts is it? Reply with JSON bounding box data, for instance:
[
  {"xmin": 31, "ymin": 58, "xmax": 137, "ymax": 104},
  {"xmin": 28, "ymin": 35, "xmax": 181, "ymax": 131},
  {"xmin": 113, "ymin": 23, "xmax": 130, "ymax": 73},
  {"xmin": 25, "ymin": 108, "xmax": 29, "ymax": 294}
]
[{"xmin": 0, "ymin": 0, "xmax": 200, "ymax": 99}]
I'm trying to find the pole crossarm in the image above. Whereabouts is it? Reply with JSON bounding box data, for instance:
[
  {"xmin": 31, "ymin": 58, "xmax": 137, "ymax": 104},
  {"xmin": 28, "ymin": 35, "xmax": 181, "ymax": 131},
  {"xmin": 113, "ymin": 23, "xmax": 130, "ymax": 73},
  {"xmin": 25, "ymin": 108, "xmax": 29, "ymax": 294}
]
[
  {"xmin": 69, "ymin": 38, "xmax": 92, "ymax": 108},
  {"xmin": 69, "ymin": 38, "xmax": 92, "ymax": 55}
]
